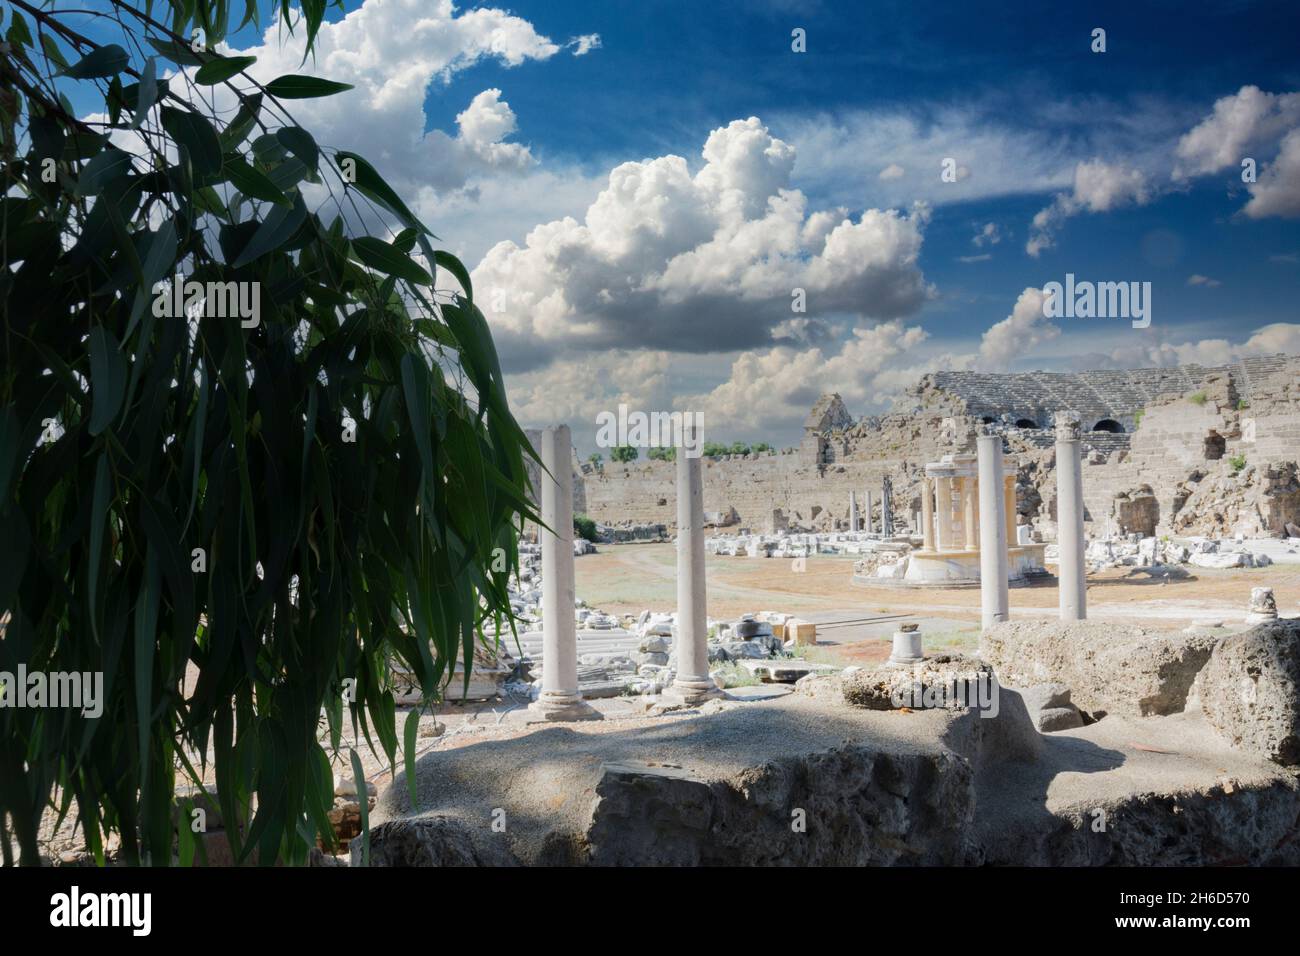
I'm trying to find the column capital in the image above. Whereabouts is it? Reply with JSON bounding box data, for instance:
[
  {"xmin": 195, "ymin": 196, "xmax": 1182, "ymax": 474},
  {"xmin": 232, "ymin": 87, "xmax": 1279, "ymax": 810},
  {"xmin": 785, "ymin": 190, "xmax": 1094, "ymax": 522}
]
[{"xmin": 1054, "ymin": 410, "xmax": 1081, "ymax": 442}]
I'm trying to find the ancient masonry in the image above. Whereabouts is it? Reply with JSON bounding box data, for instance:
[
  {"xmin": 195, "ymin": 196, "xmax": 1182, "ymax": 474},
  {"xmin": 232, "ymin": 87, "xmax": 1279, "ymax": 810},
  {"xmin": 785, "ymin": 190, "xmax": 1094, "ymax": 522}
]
[{"xmin": 577, "ymin": 354, "xmax": 1300, "ymax": 542}]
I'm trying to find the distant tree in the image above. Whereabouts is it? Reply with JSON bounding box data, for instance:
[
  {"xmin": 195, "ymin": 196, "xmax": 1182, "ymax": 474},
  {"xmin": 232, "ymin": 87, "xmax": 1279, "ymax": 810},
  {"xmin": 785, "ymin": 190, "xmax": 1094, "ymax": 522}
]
[
  {"xmin": 647, "ymin": 446, "xmax": 676, "ymax": 461},
  {"xmin": 587, "ymin": 452, "xmax": 603, "ymax": 465},
  {"xmin": 702, "ymin": 441, "xmax": 729, "ymax": 458},
  {"xmin": 753, "ymin": 442, "xmax": 773, "ymax": 453},
  {"xmin": 610, "ymin": 444, "xmax": 638, "ymax": 463}
]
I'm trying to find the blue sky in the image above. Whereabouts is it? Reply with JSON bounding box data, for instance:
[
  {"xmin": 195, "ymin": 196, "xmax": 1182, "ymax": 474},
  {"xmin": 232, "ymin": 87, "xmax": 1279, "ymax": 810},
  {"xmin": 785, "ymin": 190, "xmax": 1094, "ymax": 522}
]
[
  {"xmin": 52, "ymin": 0, "xmax": 1300, "ymax": 447},
  {"xmin": 424, "ymin": 0, "xmax": 1300, "ymax": 356}
]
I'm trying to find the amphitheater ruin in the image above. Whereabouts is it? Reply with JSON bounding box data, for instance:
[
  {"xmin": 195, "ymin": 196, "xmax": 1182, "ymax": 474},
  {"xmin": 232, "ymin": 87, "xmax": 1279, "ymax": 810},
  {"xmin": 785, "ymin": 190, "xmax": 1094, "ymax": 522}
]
[{"xmin": 577, "ymin": 353, "xmax": 1300, "ymax": 545}]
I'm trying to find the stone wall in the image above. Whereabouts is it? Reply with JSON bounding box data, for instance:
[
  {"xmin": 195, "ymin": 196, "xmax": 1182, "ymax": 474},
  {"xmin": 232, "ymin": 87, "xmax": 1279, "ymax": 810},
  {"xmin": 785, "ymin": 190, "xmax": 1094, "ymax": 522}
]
[{"xmin": 565, "ymin": 354, "xmax": 1300, "ymax": 540}]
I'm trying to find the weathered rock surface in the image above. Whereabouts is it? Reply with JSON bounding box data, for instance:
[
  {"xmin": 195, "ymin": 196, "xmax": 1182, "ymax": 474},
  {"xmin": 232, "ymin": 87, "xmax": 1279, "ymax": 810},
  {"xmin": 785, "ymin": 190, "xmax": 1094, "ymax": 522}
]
[
  {"xmin": 980, "ymin": 620, "xmax": 1219, "ymax": 717},
  {"xmin": 1195, "ymin": 619, "xmax": 1300, "ymax": 765},
  {"xmin": 841, "ymin": 654, "xmax": 993, "ymax": 712},
  {"xmin": 366, "ymin": 687, "xmax": 1299, "ymax": 866},
  {"xmin": 358, "ymin": 818, "xmax": 520, "ymax": 867}
]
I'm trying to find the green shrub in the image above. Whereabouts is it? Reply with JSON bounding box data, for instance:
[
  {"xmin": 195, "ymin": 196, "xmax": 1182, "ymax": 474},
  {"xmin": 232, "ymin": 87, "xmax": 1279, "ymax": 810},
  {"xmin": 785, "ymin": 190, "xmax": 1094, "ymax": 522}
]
[
  {"xmin": 574, "ymin": 514, "xmax": 598, "ymax": 542},
  {"xmin": 1229, "ymin": 453, "xmax": 1247, "ymax": 474},
  {"xmin": 1189, "ymin": 391, "xmax": 1208, "ymax": 405}
]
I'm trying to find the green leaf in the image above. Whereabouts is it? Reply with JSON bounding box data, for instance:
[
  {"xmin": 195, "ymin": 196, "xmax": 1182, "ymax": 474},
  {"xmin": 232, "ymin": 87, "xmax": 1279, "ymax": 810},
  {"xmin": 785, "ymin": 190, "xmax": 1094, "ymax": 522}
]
[
  {"xmin": 6, "ymin": 11, "xmax": 32, "ymax": 48},
  {"xmin": 126, "ymin": 219, "xmax": 178, "ymax": 340},
  {"xmin": 335, "ymin": 151, "xmax": 427, "ymax": 233},
  {"xmin": 87, "ymin": 327, "xmax": 127, "ymax": 435},
  {"xmin": 433, "ymin": 251, "xmax": 473, "ymax": 301},
  {"xmin": 161, "ymin": 107, "xmax": 223, "ymax": 178},
  {"xmin": 275, "ymin": 126, "xmax": 319, "ymax": 173},
  {"xmin": 352, "ymin": 236, "xmax": 433, "ymax": 286},
  {"xmin": 74, "ymin": 148, "xmax": 134, "ymax": 198},
  {"xmin": 349, "ymin": 749, "xmax": 369, "ymax": 867},
  {"xmin": 195, "ymin": 55, "xmax": 258, "ymax": 85},
  {"xmin": 87, "ymin": 455, "xmax": 111, "ymax": 641},
  {"xmin": 400, "ymin": 354, "xmax": 435, "ymax": 486},
  {"xmin": 60, "ymin": 44, "xmax": 128, "ymax": 79},
  {"xmin": 224, "ymin": 156, "xmax": 289, "ymax": 205},
  {"xmin": 403, "ymin": 709, "xmax": 420, "ymax": 808},
  {"xmin": 264, "ymin": 75, "xmax": 354, "ymax": 99},
  {"xmin": 231, "ymin": 192, "xmax": 308, "ymax": 267},
  {"xmin": 41, "ymin": 34, "xmax": 69, "ymax": 71},
  {"xmin": 133, "ymin": 548, "xmax": 161, "ymax": 789},
  {"xmin": 219, "ymin": 94, "xmax": 263, "ymax": 150},
  {"xmin": 146, "ymin": 36, "xmax": 204, "ymax": 67},
  {"xmin": 132, "ymin": 57, "xmax": 158, "ymax": 130}
]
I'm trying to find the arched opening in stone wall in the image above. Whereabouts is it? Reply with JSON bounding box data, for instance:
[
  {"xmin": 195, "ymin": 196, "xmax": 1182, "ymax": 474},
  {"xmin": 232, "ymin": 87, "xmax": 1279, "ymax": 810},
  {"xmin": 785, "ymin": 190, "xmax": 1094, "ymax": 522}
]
[
  {"xmin": 1015, "ymin": 418, "xmax": 1039, "ymax": 429},
  {"xmin": 981, "ymin": 416, "xmax": 996, "ymax": 424},
  {"xmin": 1204, "ymin": 431, "xmax": 1226, "ymax": 461},
  {"xmin": 1092, "ymin": 419, "xmax": 1124, "ymax": 433}
]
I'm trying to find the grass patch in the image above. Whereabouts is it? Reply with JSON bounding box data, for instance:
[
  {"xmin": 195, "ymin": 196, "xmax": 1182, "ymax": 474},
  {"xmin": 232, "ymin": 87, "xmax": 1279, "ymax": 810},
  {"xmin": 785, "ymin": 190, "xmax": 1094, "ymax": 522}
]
[{"xmin": 710, "ymin": 661, "xmax": 763, "ymax": 688}]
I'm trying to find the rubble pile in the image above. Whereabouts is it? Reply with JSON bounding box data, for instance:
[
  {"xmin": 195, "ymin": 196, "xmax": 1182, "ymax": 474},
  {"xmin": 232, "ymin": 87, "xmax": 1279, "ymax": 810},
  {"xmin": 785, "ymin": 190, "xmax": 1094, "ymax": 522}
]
[
  {"xmin": 1045, "ymin": 533, "xmax": 1286, "ymax": 573},
  {"xmin": 1170, "ymin": 462, "xmax": 1300, "ymax": 539}
]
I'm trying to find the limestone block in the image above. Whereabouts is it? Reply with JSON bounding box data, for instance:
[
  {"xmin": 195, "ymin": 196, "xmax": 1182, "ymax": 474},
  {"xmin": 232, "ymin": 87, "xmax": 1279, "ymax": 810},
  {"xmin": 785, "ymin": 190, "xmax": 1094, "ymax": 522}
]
[
  {"xmin": 1195, "ymin": 620, "xmax": 1300, "ymax": 766},
  {"xmin": 1017, "ymin": 682, "xmax": 1084, "ymax": 732},
  {"xmin": 980, "ymin": 620, "xmax": 1219, "ymax": 717},
  {"xmin": 784, "ymin": 618, "xmax": 817, "ymax": 646},
  {"xmin": 841, "ymin": 654, "xmax": 994, "ymax": 712}
]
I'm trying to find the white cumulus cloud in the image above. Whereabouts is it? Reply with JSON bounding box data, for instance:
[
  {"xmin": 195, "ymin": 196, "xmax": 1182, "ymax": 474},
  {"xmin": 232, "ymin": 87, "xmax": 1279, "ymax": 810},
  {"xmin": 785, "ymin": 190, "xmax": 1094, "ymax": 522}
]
[{"xmin": 471, "ymin": 117, "xmax": 933, "ymax": 371}]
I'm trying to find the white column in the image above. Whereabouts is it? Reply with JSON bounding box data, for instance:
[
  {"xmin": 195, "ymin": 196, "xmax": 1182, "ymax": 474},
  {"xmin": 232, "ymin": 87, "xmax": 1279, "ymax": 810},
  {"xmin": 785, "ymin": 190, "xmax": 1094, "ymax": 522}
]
[
  {"xmin": 1003, "ymin": 473, "xmax": 1017, "ymax": 547},
  {"xmin": 977, "ymin": 434, "xmax": 1009, "ymax": 630},
  {"xmin": 1055, "ymin": 412, "xmax": 1087, "ymax": 621},
  {"xmin": 934, "ymin": 476, "xmax": 953, "ymax": 551},
  {"xmin": 667, "ymin": 434, "xmax": 721, "ymax": 705},
  {"xmin": 849, "ymin": 491, "xmax": 858, "ymax": 533},
  {"xmin": 963, "ymin": 477, "xmax": 978, "ymax": 550},
  {"xmin": 864, "ymin": 490, "xmax": 873, "ymax": 533},
  {"xmin": 921, "ymin": 477, "xmax": 935, "ymax": 551},
  {"xmin": 528, "ymin": 425, "xmax": 600, "ymax": 721}
]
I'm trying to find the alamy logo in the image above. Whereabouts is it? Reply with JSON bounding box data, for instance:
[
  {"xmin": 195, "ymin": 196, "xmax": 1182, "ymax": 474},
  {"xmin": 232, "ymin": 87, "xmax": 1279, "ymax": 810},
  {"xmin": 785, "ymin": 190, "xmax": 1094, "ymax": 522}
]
[
  {"xmin": 1042, "ymin": 273, "xmax": 1151, "ymax": 329},
  {"xmin": 594, "ymin": 404, "xmax": 705, "ymax": 458},
  {"xmin": 152, "ymin": 273, "xmax": 260, "ymax": 328},
  {"xmin": 0, "ymin": 666, "xmax": 103, "ymax": 718},
  {"xmin": 49, "ymin": 887, "xmax": 151, "ymax": 936},
  {"xmin": 889, "ymin": 667, "xmax": 1000, "ymax": 717}
]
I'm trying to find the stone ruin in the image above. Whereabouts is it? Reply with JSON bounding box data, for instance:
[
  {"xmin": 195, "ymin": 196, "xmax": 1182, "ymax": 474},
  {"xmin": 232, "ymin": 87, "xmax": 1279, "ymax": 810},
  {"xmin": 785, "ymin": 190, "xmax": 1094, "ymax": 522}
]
[
  {"xmin": 577, "ymin": 353, "xmax": 1300, "ymax": 548},
  {"xmin": 354, "ymin": 414, "xmax": 1300, "ymax": 867}
]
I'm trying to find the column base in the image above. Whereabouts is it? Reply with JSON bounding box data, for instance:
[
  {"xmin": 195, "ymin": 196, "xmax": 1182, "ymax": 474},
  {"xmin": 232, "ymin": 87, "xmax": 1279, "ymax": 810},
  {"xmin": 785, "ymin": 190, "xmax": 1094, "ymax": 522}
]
[
  {"xmin": 658, "ymin": 678, "xmax": 726, "ymax": 709},
  {"xmin": 516, "ymin": 692, "xmax": 603, "ymax": 723}
]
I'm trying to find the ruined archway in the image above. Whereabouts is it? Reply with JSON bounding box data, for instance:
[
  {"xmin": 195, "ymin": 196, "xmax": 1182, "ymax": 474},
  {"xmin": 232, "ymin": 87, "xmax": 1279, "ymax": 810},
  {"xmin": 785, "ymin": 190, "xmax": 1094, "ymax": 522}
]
[
  {"xmin": 1204, "ymin": 431, "xmax": 1226, "ymax": 460},
  {"xmin": 1014, "ymin": 418, "xmax": 1039, "ymax": 429},
  {"xmin": 1092, "ymin": 419, "xmax": 1124, "ymax": 434}
]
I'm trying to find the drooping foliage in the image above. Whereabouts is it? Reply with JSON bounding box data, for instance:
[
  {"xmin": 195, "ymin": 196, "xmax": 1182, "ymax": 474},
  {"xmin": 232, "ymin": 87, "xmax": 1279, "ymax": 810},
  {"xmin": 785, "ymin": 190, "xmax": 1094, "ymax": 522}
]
[{"xmin": 0, "ymin": 0, "xmax": 538, "ymax": 865}]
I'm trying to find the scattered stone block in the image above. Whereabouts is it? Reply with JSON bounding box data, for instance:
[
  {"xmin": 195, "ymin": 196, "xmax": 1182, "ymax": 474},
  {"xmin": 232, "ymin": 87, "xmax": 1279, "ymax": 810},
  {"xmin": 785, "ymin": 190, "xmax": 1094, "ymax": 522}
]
[
  {"xmin": 784, "ymin": 618, "xmax": 817, "ymax": 646},
  {"xmin": 1017, "ymin": 682, "xmax": 1084, "ymax": 732},
  {"xmin": 841, "ymin": 655, "xmax": 994, "ymax": 712}
]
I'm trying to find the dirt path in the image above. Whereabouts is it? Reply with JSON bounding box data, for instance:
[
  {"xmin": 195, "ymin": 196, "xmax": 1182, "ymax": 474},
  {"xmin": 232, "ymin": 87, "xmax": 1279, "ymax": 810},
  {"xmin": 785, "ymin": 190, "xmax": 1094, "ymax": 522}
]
[{"xmin": 577, "ymin": 542, "xmax": 1300, "ymax": 627}]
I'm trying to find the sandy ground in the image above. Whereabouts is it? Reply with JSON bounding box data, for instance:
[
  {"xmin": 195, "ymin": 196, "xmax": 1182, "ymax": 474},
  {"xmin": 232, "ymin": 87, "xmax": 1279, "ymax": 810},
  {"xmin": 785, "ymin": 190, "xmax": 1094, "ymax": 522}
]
[{"xmin": 576, "ymin": 541, "xmax": 1300, "ymax": 627}]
